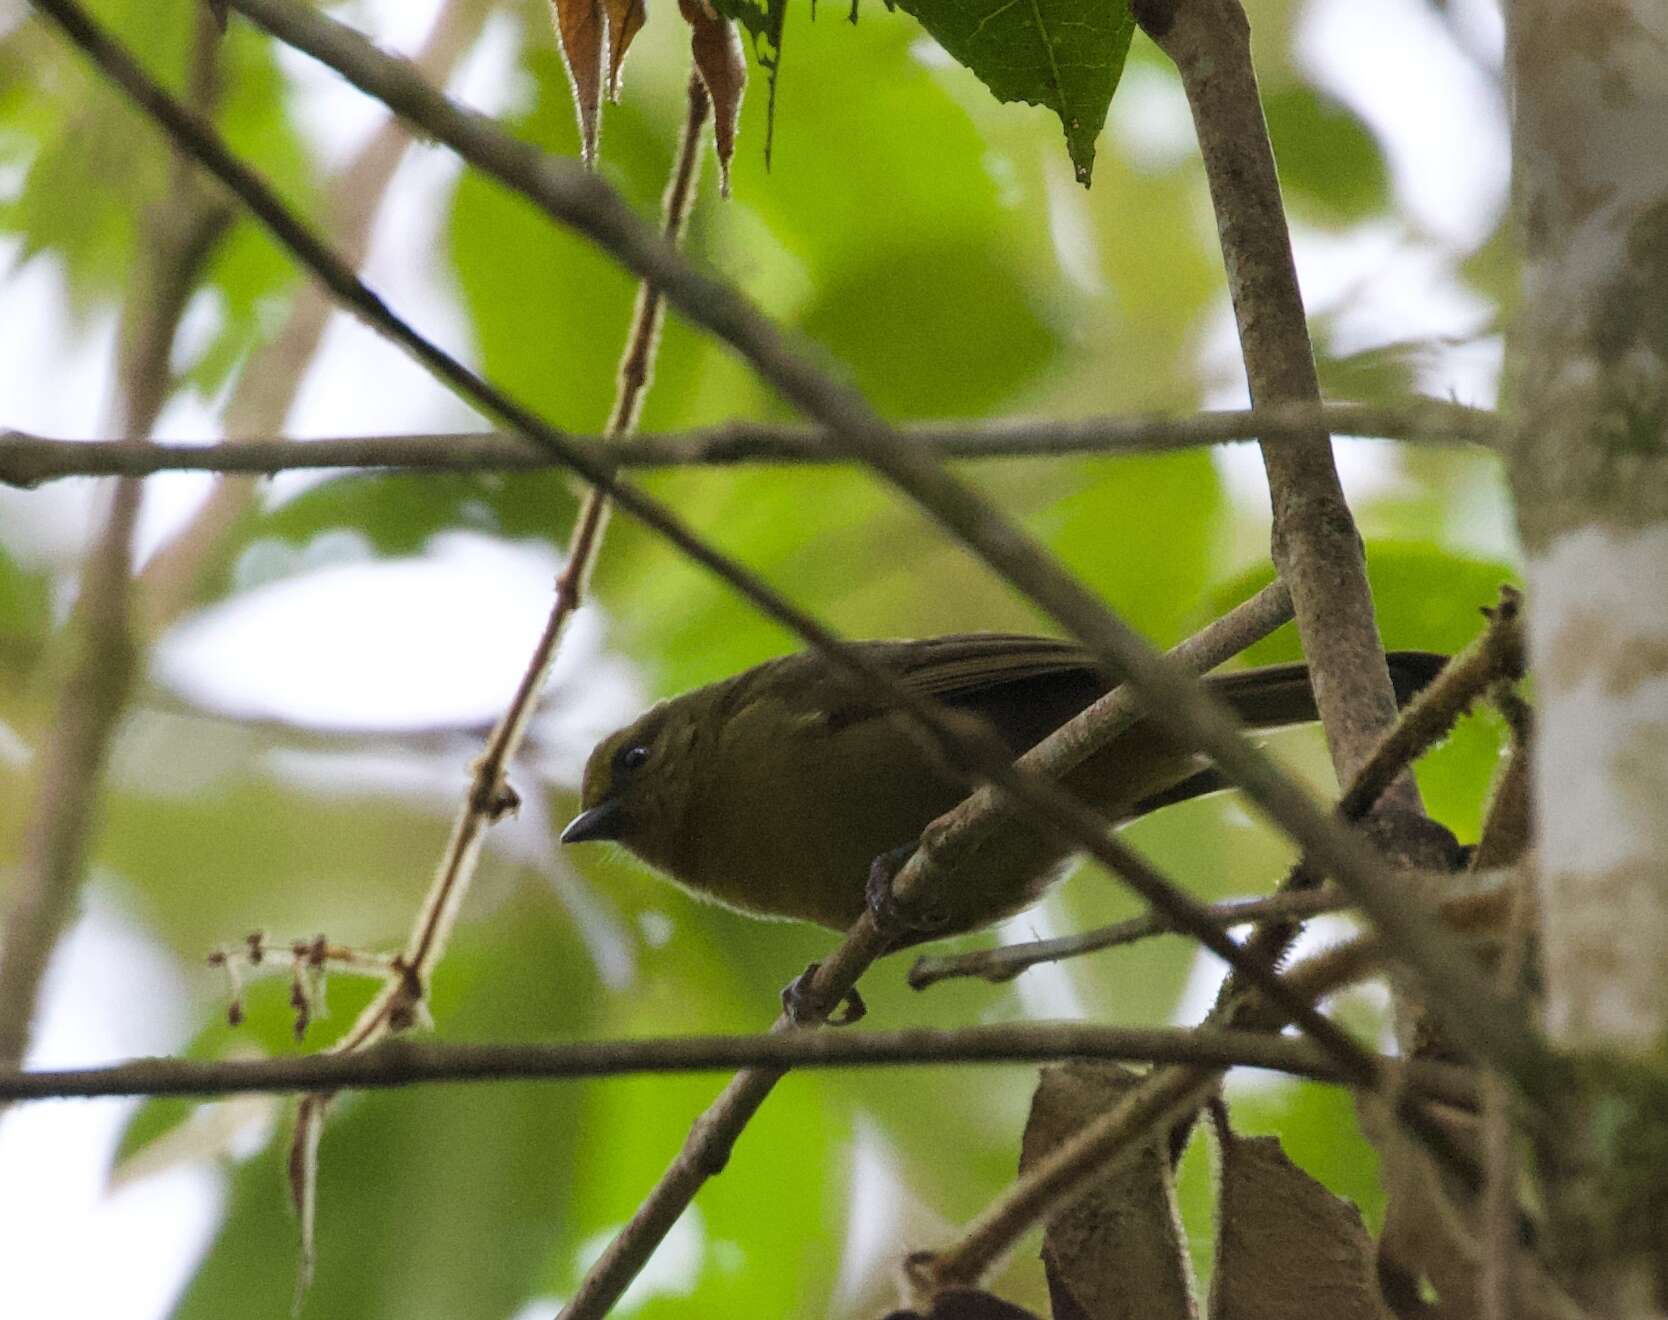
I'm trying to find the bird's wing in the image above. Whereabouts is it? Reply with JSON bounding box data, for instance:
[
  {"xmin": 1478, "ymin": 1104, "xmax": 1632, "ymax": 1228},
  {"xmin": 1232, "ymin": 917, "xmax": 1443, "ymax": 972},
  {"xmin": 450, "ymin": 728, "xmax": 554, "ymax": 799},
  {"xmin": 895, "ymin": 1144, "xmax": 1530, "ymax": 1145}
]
[
  {"xmin": 872, "ymin": 634, "xmax": 1109, "ymax": 755},
  {"xmin": 880, "ymin": 634, "xmax": 1101, "ymax": 700}
]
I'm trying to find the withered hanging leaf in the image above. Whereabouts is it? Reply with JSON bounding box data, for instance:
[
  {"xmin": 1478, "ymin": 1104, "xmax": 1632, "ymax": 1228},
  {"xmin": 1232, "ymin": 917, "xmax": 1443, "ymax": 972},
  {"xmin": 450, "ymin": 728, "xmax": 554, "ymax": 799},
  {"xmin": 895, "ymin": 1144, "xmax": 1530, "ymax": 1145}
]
[
  {"xmin": 550, "ymin": 0, "xmax": 607, "ymax": 163},
  {"xmin": 1020, "ymin": 1063, "xmax": 1198, "ymax": 1320},
  {"xmin": 288, "ymin": 1094, "xmax": 327, "ymax": 1308},
  {"xmin": 605, "ymin": 0, "xmax": 648, "ymax": 99},
  {"xmin": 1211, "ymin": 1121, "xmax": 1388, "ymax": 1320},
  {"xmin": 679, "ymin": 0, "xmax": 747, "ymax": 194},
  {"xmin": 707, "ymin": 0, "xmax": 785, "ymax": 164}
]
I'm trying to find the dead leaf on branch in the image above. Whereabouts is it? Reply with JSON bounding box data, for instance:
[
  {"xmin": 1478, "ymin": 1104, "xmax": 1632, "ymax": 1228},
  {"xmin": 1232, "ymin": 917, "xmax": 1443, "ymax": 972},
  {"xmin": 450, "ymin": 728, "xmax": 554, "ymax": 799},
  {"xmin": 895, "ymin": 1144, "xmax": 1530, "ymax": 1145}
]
[
  {"xmin": 679, "ymin": 0, "xmax": 747, "ymax": 194},
  {"xmin": 1210, "ymin": 1114, "xmax": 1389, "ymax": 1320},
  {"xmin": 550, "ymin": 0, "xmax": 649, "ymax": 164},
  {"xmin": 1020, "ymin": 1062, "xmax": 1197, "ymax": 1320}
]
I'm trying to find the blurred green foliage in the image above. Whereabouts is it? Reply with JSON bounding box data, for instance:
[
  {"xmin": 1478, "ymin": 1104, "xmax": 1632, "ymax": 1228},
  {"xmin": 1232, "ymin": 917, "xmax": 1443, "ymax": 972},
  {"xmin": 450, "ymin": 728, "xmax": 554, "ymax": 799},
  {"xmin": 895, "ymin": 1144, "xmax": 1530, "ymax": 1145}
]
[{"xmin": 0, "ymin": 0, "xmax": 1518, "ymax": 1315}]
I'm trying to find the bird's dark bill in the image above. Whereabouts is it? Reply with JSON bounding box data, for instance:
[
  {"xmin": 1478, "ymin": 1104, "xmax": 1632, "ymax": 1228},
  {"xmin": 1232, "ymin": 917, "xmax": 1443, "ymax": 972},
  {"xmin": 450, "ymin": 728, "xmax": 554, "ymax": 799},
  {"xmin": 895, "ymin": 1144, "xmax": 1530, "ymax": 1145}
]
[{"xmin": 561, "ymin": 798, "xmax": 628, "ymax": 844}]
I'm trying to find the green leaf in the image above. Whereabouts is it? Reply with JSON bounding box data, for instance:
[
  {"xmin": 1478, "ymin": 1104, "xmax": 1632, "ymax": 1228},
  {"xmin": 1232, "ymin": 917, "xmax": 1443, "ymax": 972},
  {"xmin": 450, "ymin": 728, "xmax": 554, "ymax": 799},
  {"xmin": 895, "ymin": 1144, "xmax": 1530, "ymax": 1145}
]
[
  {"xmin": 1263, "ymin": 84, "xmax": 1389, "ymax": 223},
  {"xmin": 797, "ymin": 239, "xmax": 1061, "ymax": 420},
  {"xmin": 890, "ymin": 0, "xmax": 1135, "ymax": 184}
]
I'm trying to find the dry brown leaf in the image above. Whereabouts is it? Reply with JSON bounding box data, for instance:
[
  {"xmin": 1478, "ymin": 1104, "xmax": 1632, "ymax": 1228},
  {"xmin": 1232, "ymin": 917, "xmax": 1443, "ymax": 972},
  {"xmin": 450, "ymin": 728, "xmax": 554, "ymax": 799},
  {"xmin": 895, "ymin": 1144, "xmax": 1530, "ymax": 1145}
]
[
  {"xmin": 1210, "ymin": 1119, "xmax": 1390, "ymax": 1320},
  {"xmin": 551, "ymin": 0, "xmax": 606, "ymax": 163},
  {"xmin": 288, "ymin": 1093, "xmax": 327, "ymax": 1307},
  {"xmin": 1357, "ymin": 1094, "xmax": 1578, "ymax": 1320},
  {"xmin": 1020, "ymin": 1062, "xmax": 1197, "ymax": 1320},
  {"xmin": 678, "ymin": 0, "xmax": 745, "ymax": 194},
  {"xmin": 605, "ymin": 0, "xmax": 648, "ymax": 99}
]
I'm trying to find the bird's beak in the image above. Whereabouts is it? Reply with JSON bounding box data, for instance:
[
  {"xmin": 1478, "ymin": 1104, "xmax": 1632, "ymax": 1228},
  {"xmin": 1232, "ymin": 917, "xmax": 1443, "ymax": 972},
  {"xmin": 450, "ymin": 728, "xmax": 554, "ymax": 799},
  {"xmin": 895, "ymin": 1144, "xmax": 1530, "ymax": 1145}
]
[{"xmin": 561, "ymin": 797, "xmax": 628, "ymax": 844}]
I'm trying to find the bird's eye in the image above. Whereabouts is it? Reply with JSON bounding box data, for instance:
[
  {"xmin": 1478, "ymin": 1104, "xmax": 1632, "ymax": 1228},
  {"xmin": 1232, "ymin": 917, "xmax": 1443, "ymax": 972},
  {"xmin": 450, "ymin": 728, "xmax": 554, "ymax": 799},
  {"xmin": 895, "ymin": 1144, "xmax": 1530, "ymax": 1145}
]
[{"xmin": 617, "ymin": 743, "xmax": 650, "ymax": 773}]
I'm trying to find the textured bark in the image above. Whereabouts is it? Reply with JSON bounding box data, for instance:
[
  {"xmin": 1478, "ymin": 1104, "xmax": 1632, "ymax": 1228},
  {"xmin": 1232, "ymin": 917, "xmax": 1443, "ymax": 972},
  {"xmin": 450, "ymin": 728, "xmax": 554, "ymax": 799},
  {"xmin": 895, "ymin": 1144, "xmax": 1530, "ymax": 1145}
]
[
  {"xmin": 1508, "ymin": 3, "xmax": 1668, "ymax": 1313},
  {"xmin": 1508, "ymin": 0, "xmax": 1668, "ymax": 1050}
]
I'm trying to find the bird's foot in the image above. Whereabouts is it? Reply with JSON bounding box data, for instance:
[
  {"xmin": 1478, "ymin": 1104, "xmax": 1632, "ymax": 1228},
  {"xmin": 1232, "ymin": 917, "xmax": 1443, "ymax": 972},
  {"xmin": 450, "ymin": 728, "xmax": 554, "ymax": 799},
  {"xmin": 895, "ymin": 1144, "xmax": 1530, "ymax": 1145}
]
[
  {"xmin": 865, "ymin": 843, "xmax": 947, "ymax": 941},
  {"xmin": 781, "ymin": 961, "xmax": 866, "ymax": 1027}
]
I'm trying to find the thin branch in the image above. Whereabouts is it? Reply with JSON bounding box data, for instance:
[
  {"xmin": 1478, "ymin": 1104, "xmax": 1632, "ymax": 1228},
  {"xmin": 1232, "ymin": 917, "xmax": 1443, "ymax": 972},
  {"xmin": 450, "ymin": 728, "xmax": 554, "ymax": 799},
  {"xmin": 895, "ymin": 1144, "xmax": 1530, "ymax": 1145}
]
[
  {"xmin": 200, "ymin": 0, "xmax": 1551, "ymax": 1099},
  {"xmin": 909, "ymin": 887, "xmax": 1357, "ymax": 989},
  {"xmin": 1338, "ymin": 588, "xmax": 1525, "ymax": 822},
  {"xmin": 0, "ymin": 1023, "xmax": 1478, "ymax": 1106},
  {"xmin": 0, "ymin": 10, "xmax": 230, "ymax": 1072},
  {"xmin": 0, "ymin": 398, "xmax": 1496, "ymax": 486},
  {"xmin": 1135, "ymin": 0, "xmax": 1420, "ymax": 810}
]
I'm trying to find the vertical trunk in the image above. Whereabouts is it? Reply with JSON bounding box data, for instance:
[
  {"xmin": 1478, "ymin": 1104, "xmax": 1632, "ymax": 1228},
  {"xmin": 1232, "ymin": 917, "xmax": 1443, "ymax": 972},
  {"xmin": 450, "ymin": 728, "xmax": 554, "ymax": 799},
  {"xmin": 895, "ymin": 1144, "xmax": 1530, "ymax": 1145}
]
[{"xmin": 1508, "ymin": 2, "xmax": 1668, "ymax": 1311}]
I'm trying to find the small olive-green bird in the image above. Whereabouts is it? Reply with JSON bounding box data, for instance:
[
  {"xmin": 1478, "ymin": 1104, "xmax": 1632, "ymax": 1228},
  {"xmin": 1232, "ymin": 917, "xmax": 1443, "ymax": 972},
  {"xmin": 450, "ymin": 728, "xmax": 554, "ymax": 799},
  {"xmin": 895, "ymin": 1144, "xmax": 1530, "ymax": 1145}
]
[{"xmin": 562, "ymin": 635, "xmax": 1443, "ymax": 942}]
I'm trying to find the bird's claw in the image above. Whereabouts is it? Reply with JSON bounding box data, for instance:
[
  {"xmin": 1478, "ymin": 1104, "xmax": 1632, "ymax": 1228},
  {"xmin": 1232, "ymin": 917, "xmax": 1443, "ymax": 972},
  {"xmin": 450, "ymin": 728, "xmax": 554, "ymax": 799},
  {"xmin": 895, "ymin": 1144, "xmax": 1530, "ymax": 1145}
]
[
  {"xmin": 865, "ymin": 843, "xmax": 947, "ymax": 940},
  {"xmin": 781, "ymin": 961, "xmax": 866, "ymax": 1027}
]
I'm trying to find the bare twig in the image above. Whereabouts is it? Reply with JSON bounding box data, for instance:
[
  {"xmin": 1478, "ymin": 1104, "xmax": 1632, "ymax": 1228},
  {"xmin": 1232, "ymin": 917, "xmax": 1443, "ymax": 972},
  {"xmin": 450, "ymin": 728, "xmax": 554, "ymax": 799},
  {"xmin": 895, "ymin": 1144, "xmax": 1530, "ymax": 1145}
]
[
  {"xmin": 1338, "ymin": 588, "xmax": 1525, "ymax": 822},
  {"xmin": 1480, "ymin": 726, "xmax": 1537, "ymax": 1320},
  {"xmin": 909, "ymin": 887, "xmax": 1356, "ymax": 989},
  {"xmin": 249, "ymin": 64, "xmax": 702, "ymax": 1302},
  {"xmin": 0, "ymin": 10, "xmax": 230, "ymax": 1072},
  {"xmin": 0, "ymin": 1023, "xmax": 1479, "ymax": 1106},
  {"xmin": 1134, "ymin": 0, "xmax": 1419, "ymax": 808},
  {"xmin": 0, "ymin": 398, "xmax": 1496, "ymax": 487}
]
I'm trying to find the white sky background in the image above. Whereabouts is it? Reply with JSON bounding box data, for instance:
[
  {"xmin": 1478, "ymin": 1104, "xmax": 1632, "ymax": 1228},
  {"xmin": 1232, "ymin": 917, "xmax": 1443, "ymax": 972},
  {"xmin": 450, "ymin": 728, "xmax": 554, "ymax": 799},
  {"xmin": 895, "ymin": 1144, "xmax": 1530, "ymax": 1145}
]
[{"xmin": 0, "ymin": 0, "xmax": 1508, "ymax": 1314}]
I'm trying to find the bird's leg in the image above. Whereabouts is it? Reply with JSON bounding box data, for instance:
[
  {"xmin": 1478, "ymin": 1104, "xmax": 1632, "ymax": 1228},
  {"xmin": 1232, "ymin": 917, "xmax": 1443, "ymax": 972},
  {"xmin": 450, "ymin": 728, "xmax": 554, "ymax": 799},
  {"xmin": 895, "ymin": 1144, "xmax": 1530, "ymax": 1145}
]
[
  {"xmin": 865, "ymin": 841, "xmax": 948, "ymax": 940},
  {"xmin": 780, "ymin": 962, "xmax": 867, "ymax": 1027}
]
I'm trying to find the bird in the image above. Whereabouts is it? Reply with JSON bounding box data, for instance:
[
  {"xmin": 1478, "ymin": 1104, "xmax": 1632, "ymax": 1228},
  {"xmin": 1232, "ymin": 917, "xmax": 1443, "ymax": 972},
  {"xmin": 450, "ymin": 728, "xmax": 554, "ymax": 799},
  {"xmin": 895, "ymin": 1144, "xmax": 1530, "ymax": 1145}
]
[{"xmin": 561, "ymin": 633, "xmax": 1445, "ymax": 945}]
